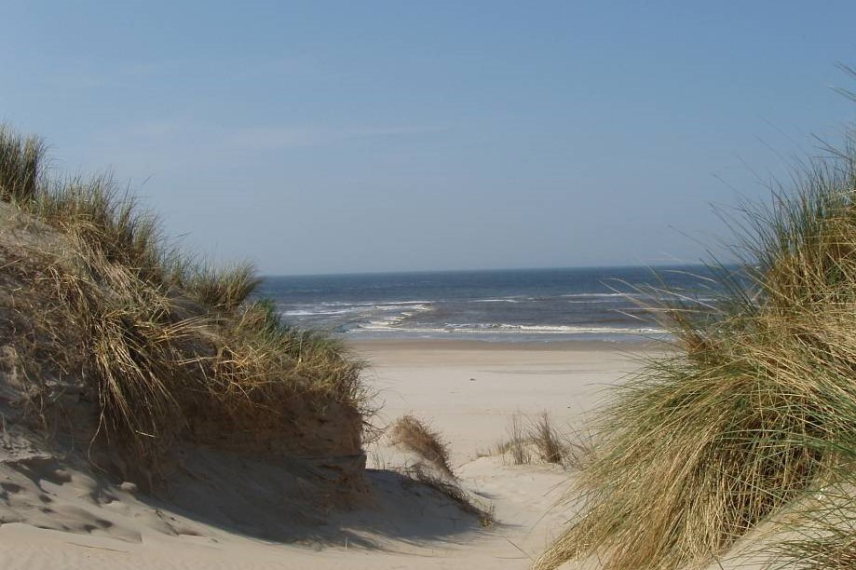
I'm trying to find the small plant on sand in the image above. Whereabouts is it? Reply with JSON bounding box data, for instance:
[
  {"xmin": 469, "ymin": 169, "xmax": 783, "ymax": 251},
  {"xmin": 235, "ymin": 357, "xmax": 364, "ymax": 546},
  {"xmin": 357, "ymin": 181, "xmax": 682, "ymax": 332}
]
[
  {"xmin": 497, "ymin": 413, "xmax": 532, "ymax": 465},
  {"xmin": 388, "ymin": 415, "xmax": 455, "ymax": 478},
  {"xmin": 387, "ymin": 414, "xmax": 494, "ymax": 526},
  {"xmin": 535, "ymin": 131, "xmax": 856, "ymax": 569},
  {"xmin": 496, "ymin": 413, "xmax": 591, "ymax": 469},
  {"xmin": 531, "ymin": 413, "xmax": 565, "ymax": 465}
]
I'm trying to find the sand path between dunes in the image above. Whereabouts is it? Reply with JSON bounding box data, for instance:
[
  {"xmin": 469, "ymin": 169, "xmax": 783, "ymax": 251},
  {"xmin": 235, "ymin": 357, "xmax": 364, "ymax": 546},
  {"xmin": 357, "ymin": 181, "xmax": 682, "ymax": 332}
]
[{"xmin": 0, "ymin": 340, "xmax": 651, "ymax": 570}]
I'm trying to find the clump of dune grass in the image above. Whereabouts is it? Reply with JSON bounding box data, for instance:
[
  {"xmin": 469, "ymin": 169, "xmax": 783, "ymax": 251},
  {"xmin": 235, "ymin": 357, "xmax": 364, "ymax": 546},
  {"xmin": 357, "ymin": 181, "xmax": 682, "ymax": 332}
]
[
  {"xmin": 554, "ymin": 423, "xmax": 595, "ymax": 471},
  {"xmin": 495, "ymin": 413, "xmax": 591, "ymax": 469},
  {"xmin": 0, "ymin": 128, "xmax": 43, "ymax": 202},
  {"xmin": 536, "ymin": 132, "xmax": 856, "ymax": 570},
  {"xmin": 0, "ymin": 124, "xmax": 368, "ymax": 482},
  {"xmin": 184, "ymin": 262, "xmax": 261, "ymax": 313},
  {"xmin": 389, "ymin": 415, "xmax": 455, "ymax": 478},
  {"xmin": 497, "ymin": 414, "xmax": 532, "ymax": 465},
  {"xmin": 387, "ymin": 414, "xmax": 494, "ymax": 527},
  {"xmin": 531, "ymin": 413, "xmax": 565, "ymax": 465}
]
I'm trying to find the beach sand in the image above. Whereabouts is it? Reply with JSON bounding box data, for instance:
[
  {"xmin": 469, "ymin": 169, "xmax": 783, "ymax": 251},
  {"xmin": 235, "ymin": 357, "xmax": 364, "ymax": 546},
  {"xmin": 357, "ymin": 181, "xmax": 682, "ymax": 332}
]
[
  {"xmin": 0, "ymin": 340, "xmax": 652, "ymax": 570},
  {"xmin": 355, "ymin": 339, "xmax": 651, "ymax": 464}
]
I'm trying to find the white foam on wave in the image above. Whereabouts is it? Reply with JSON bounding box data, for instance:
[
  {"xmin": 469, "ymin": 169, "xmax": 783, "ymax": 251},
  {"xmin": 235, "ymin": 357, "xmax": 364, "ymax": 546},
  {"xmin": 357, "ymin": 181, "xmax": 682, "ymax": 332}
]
[
  {"xmin": 564, "ymin": 299, "xmax": 636, "ymax": 305},
  {"xmin": 281, "ymin": 301, "xmax": 434, "ymax": 319},
  {"xmin": 287, "ymin": 299, "xmax": 434, "ymax": 308},
  {"xmin": 357, "ymin": 321, "xmax": 666, "ymax": 335},
  {"xmin": 560, "ymin": 292, "xmax": 629, "ymax": 298},
  {"xmin": 358, "ymin": 303, "xmax": 434, "ymax": 328},
  {"xmin": 282, "ymin": 307, "xmax": 365, "ymax": 317}
]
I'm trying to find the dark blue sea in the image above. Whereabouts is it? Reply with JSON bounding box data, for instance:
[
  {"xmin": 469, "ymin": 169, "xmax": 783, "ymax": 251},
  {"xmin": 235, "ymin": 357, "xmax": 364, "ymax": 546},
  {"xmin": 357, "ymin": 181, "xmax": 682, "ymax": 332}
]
[{"xmin": 257, "ymin": 265, "xmax": 728, "ymax": 344}]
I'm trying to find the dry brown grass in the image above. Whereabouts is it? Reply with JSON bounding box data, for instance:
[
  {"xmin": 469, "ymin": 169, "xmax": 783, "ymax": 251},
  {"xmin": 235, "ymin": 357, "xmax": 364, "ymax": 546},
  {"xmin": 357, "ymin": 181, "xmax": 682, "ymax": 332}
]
[
  {"xmin": 495, "ymin": 413, "xmax": 592, "ymax": 469},
  {"xmin": 497, "ymin": 414, "xmax": 531, "ymax": 465},
  {"xmin": 535, "ymin": 134, "xmax": 856, "ymax": 570},
  {"xmin": 0, "ymin": 127, "xmax": 43, "ymax": 202},
  {"xmin": 402, "ymin": 464, "xmax": 495, "ymax": 528},
  {"xmin": 184, "ymin": 262, "xmax": 261, "ymax": 313},
  {"xmin": 388, "ymin": 415, "xmax": 455, "ymax": 478},
  {"xmin": 773, "ymin": 482, "xmax": 856, "ymax": 570},
  {"xmin": 531, "ymin": 413, "xmax": 565, "ymax": 465},
  {"xmin": 386, "ymin": 414, "xmax": 494, "ymax": 527},
  {"xmin": 0, "ymin": 125, "xmax": 368, "ymax": 484}
]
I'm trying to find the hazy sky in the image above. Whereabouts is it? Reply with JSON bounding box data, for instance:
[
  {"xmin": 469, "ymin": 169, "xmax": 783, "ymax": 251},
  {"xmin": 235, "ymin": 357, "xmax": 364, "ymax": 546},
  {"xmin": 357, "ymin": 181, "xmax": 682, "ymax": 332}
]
[{"xmin": 2, "ymin": 1, "xmax": 855, "ymax": 275}]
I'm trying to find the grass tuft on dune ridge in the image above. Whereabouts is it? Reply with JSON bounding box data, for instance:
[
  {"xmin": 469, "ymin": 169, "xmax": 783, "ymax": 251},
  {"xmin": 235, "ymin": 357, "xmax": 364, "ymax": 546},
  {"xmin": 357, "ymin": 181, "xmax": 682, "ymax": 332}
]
[
  {"xmin": 0, "ymin": 125, "xmax": 367, "ymax": 483},
  {"xmin": 0, "ymin": 127, "xmax": 43, "ymax": 202},
  {"xmin": 536, "ymin": 132, "xmax": 856, "ymax": 570},
  {"xmin": 389, "ymin": 415, "xmax": 455, "ymax": 479}
]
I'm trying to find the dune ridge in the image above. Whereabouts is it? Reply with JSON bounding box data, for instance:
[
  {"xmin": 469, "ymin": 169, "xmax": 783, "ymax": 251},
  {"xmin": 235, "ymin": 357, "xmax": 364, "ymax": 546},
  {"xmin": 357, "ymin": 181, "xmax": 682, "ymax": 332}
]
[{"xmin": 1, "ymin": 125, "xmax": 597, "ymax": 570}]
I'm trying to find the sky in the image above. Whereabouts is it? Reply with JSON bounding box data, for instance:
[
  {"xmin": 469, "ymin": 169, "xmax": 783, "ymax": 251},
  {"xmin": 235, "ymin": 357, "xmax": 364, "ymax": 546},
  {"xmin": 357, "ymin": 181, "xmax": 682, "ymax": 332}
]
[{"xmin": 1, "ymin": 1, "xmax": 856, "ymax": 275}]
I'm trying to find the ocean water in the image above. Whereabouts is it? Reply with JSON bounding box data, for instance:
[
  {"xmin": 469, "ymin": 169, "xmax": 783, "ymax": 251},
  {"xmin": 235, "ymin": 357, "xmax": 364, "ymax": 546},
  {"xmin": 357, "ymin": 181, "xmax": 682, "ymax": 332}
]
[{"xmin": 256, "ymin": 265, "xmax": 727, "ymax": 344}]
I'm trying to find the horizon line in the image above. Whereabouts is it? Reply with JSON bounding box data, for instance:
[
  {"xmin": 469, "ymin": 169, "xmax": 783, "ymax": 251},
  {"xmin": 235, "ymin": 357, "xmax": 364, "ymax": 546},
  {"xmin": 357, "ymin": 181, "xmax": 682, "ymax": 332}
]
[{"xmin": 261, "ymin": 260, "xmax": 737, "ymax": 279}]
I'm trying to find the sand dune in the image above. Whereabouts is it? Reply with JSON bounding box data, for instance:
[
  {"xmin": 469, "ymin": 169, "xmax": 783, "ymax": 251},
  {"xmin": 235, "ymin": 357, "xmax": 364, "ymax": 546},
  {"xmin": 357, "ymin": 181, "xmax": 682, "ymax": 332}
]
[{"xmin": 1, "ymin": 341, "xmax": 647, "ymax": 569}]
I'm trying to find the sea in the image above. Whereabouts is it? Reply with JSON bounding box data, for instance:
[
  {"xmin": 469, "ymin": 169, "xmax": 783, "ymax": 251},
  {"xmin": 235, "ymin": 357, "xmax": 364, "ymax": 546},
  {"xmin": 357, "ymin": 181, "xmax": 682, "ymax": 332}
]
[{"xmin": 256, "ymin": 265, "xmax": 727, "ymax": 344}]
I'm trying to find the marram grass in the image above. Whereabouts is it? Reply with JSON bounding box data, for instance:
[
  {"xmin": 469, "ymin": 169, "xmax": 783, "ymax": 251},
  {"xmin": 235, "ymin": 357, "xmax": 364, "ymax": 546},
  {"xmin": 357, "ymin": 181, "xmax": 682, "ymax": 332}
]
[
  {"xmin": 536, "ymin": 136, "xmax": 856, "ymax": 570},
  {"xmin": 0, "ymin": 125, "xmax": 367, "ymax": 481},
  {"xmin": 0, "ymin": 127, "xmax": 42, "ymax": 202}
]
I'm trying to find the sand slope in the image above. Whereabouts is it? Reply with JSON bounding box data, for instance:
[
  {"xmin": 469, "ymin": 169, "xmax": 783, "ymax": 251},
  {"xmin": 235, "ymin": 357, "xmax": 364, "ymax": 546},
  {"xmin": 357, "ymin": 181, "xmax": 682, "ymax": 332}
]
[{"xmin": 1, "ymin": 341, "xmax": 646, "ymax": 569}]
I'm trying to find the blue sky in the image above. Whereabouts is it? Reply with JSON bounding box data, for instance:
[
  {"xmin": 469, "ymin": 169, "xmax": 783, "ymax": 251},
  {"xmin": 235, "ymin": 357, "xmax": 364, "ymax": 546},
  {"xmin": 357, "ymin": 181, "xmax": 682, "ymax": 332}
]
[{"xmin": 2, "ymin": 1, "xmax": 855, "ymax": 274}]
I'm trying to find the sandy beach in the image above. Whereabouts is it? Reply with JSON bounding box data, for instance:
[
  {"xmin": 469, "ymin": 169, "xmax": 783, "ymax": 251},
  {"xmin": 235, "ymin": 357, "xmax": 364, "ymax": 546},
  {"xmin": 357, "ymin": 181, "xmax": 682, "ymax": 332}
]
[
  {"xmin": 5, "ymin": 6, "xmax": 852, "ymax": 570},
  {"xmin": 0, "ymin": 340, "xmax": 650, "ymax": 570},
  {"xmin": 355, "ymin": 340, "xmax": 652, "ymax": 464}
]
